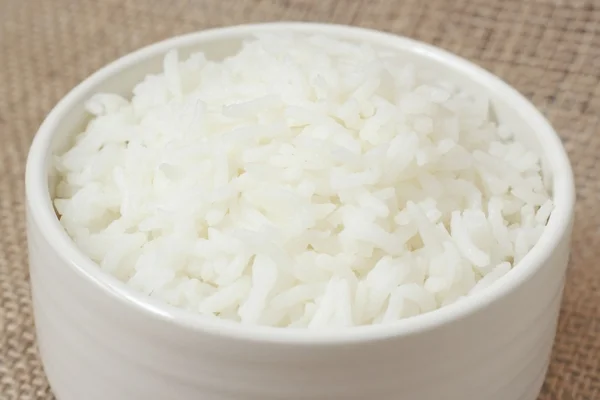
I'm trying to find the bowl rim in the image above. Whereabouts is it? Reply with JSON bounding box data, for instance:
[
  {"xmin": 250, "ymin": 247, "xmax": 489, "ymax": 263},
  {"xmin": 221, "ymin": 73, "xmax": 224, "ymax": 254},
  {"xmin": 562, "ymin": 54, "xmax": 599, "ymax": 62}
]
[{"xmin": 25, "ymin": 22, "xmax": 575, "ymax": 344}]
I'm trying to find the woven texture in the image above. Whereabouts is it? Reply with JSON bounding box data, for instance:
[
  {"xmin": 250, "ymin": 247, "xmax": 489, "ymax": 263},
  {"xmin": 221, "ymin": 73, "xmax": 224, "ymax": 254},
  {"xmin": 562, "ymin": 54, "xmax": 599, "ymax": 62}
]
[{"xmin": 0, "ymin": 0, "xmax": 598, "ymax": 398}]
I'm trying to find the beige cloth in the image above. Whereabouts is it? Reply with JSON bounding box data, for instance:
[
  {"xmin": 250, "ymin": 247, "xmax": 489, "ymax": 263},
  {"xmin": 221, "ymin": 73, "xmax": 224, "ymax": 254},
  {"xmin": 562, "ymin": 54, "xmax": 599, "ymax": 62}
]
[{"xmin": 0, "ymin": 0, "xmax": 599, "ymax": 398}]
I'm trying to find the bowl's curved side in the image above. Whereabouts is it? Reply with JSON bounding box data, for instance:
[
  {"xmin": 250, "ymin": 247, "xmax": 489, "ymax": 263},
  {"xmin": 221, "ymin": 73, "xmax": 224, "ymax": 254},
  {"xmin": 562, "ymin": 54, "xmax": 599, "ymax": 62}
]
[{"xmin": 28, "ymin": 206, "xmax": 571, "ymax": 400}]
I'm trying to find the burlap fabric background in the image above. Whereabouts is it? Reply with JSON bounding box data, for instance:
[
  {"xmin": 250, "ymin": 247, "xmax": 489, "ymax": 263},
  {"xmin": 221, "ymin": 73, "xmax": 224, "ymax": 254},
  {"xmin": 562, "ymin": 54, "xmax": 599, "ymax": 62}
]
[{"xmin": 0, "ymin": 0, "xmax": 598, "ymax": 398}]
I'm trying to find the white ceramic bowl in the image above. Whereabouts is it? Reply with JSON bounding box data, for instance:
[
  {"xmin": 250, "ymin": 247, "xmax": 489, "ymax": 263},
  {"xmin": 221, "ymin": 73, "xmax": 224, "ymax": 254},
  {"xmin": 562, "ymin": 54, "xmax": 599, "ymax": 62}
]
[{"xmin": 26, "ymin": 23, "xmax": 575, "ymax": 400}]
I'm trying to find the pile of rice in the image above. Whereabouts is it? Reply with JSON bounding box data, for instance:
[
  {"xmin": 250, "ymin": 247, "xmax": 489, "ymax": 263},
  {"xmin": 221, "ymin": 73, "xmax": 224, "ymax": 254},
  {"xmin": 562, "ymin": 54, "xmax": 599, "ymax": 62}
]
[{"xmin": 54, "ymin": 34, "xmax": 553, "ymax": 328}]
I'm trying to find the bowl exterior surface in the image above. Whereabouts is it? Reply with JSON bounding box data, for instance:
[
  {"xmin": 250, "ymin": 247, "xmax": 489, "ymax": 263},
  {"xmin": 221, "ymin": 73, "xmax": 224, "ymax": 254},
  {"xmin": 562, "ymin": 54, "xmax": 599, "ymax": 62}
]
[{"xmin": 27, "ymin": 214, "xmax": 571, "ymax": 400}]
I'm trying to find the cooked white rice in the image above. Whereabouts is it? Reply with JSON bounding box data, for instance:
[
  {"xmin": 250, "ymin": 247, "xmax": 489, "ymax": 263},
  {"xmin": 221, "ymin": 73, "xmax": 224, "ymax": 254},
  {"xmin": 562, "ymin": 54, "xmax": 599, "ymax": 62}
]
[{"xmin": 53, "ymin": 34, "xmax": 553, "ymax": 328}]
